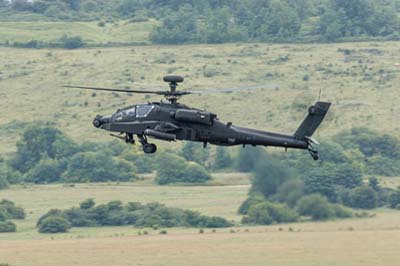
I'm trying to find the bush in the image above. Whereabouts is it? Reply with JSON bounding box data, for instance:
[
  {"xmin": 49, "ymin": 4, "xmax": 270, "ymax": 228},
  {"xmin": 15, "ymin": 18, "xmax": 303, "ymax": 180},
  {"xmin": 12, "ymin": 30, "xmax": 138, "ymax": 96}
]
[
  {"xmin": 62, "ymin": 152, "xmax": 136, "ymax": 182},
  {"xmin": 296, "ymin": 194, "xmax": 334, "ymax": 220},
  {"xmin": 389, "ymin": 190, "xmax": 400, "ymax": 209},
  {"xmin": 38, "ymin": 200, "xmax": 232, "ymax": 230},
  {"xmin": 251, "ymin": 152, "xmax": 295, "ymax": 197},
  {"xmin": 304, "ymin": 166, "xmax": 337, "ymax": 202},
  {"xmin": 80, "ymin": 198, "xmax": 95, "ymax": 210},
  {"xmin": 235, "ymin": 147, "xmax": 263, "ymax": 172},
  {"xmin": 184, "ymin": 163, "xmax": 211, "ymax": 183},
  {"xmin": 0, "ymin": 199, "xmax": 25, "ymax": 219},
  {"xmin": 238, "ymin": 194, "xmax": 265, "ymax": 215},
  {"xmin": 0, "ymin": 221, "xmax": 16, "ymax": 233},
  {"xmin": 213, "ymin": 146, "xmax": 232, "ymax": 170},
  {"xmin": 0, "ymin": 208, "xmax": 8, "ymax": 222},
  {"xmin": 347, "ymin": 186, "xmax": 377, "ymax": 209},
  {"xmin": 38, "ymin": 216, "xmax": 71, "ymax": 233},
  {"xmin": 0, "ymin": 176, "xmax": 8, "ymax": 190},
  {"xmin": 25, "ymin": 159, "xmax": 65, "ymax": 184},
  {"xmin": 60, "ymin": 35, "xmax": 84, "ymax": 49},
  {"xmin": 272, "ymin": 179, "xmax": 305, "ymax": 208},
  {"xmin": 243, "ymin": 201, "xmax": 298, "ymax": 225},
  {"xmin": 331, "ymin": 204, "xmax": 353, "ymax": 218},
  {"xmin": 155, "ymin": 153, "xmax": 211, "ymax": 185}
]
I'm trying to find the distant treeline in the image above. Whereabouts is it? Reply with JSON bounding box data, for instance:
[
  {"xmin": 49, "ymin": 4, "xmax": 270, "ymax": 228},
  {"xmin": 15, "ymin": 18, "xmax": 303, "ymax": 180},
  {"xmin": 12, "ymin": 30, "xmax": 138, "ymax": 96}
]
[{"xmin": 1, "ymin": 0, "xmax": 399, "ymax": 44}]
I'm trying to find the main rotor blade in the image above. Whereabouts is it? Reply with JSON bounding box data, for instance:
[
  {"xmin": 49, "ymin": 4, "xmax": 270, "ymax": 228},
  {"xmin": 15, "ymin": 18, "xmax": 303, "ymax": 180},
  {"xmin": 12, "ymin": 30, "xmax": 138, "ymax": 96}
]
[
  {"xmin": 190, "ymin": 84, "xmax": 279, "ymax": 94},
  {"xmin": 63, "ymin": 85, "xmax": 166, "ymax": 95}
]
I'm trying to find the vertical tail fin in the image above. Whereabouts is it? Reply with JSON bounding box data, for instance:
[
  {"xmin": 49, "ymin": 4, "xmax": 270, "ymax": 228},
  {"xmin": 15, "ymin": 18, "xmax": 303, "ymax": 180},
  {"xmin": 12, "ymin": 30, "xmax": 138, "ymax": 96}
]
[{"xmin": 294, "ymin": 101, "xmax": 331, "ymax": 139}]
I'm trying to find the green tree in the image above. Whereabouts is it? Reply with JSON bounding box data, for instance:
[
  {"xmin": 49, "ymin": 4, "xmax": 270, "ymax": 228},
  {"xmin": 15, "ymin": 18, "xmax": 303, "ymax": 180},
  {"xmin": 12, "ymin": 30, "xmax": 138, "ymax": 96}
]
[
  {"xmin": 243, "ymin": 201, "xmax": 299, "ymax": 225},
  {"xmin": 389, "ymin": 189, "xmax": 400, "ymax": 209},
  {"xmin": 60, "ymin": 35, "xmax": 84, "ymax": 49},
  {"xmin": 80, "ymin": 198, "xmax": 95, "ymax": 210},
  {"xmin": 0, "ymin": 221, "xmax": 17, "ymax": 233},
  {"xmin": 38, "ymin": 216, "xmax": 72, "ymax": 233},
  {"xmin": 0, "ymin": 176, "xmax": 8, "ymax": 190},
  {"xmin": 184, "ymin": 162, "xmax": 212, "ymax": 183},
  {"xmin": 155, "ymin": 153, "xmax": 188, "ymax": 185},
  {"xmin": 10, "ymin": 125, "xmax": 76, "ymax": 173},
  {"xmin": 296, "ymin": 194, "xmax": 334, "ymax": 220},
  {"xmin": 235, "ymin": 147, "xmax": 263, "ymax": 172},
  {"xmin": 213, "ymin": 146, "xmax": 232, "ymax": 170},
  {"xmin": 25, "ymin": 158, "xmax": 66, "ymax": 184},
  {"xmin": 348, "ymin": 186, "xmax": 377, "ymax": 209},
  {"xmin": 251, "ymin": 153, "xmax": 295, "ymax": 198},
  {"xmin": 62, "ymin": 152, "xmax": 136, "ymax": 182},
  {"xmin": 304, "ymin": 165, "xmax": 337, "ymax": 202},
  {"xmin": 180, "ymin": 142, "xmax": 209, "ymax": 167},
  {"xmin": 150, "ymin": 5, "xmax": 198, "ymax": 44}
]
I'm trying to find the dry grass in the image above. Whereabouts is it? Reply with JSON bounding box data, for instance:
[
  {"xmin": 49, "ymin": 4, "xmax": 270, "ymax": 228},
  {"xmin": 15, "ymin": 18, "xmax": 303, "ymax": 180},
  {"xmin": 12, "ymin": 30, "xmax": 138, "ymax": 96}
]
[
  {"xmin": 1, "ymin": 211, "xmax": 400, "ymax": 266},
  {"xmin": 1, "ymin": 42, "xmax": 400, "ymax": 153},
  {"xmin": 1, "ymin": 181, "xmax": 400, "ymax": 266}
]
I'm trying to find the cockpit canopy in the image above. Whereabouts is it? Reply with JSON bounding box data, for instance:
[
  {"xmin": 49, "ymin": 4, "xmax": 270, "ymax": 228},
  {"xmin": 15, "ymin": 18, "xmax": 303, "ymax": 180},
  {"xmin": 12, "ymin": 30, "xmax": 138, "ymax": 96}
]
[{"xmin": 113, "ymin": 104, "xmax": 154, "ymax": 121}]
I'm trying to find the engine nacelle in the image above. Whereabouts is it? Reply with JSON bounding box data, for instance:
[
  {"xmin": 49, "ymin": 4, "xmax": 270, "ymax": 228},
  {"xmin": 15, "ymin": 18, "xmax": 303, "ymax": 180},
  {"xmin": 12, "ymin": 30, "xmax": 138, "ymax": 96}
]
[{"xmin": 174, "ymin": 109, "xmax": 216, "ymax": 125}]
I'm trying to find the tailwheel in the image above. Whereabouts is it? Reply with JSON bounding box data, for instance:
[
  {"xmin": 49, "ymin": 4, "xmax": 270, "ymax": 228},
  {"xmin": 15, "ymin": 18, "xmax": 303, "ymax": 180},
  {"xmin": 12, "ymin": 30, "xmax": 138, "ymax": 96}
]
[
  {"xmin": 143, "ymin": 143, "xmax": 157, "ymax": 154},
  {"xmin": 308, "ymin": 146, "xmax": 319, "ymax": 161}
]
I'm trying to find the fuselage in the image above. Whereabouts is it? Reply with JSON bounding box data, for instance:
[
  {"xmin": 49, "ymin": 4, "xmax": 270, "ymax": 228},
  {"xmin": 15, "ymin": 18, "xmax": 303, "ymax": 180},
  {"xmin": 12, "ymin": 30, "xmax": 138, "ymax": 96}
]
[{"xmin": 94, "ymin": 101, "xmax": 308, "ymax": 150}]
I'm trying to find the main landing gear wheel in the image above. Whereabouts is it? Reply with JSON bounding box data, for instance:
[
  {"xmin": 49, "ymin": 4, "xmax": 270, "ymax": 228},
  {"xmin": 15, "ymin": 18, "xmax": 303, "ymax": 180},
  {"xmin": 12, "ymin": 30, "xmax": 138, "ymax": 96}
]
[{"xmin": 143, "ymin": 143, "xmax": 157, "ymax": 154}]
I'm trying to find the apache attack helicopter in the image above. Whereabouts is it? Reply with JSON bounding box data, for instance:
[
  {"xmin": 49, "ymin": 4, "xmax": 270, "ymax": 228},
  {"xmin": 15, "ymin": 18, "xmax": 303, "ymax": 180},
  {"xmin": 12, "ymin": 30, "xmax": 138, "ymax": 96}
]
[{"xmin": 65, "ymin": 75, "xmax": 331, "ymax": 160}]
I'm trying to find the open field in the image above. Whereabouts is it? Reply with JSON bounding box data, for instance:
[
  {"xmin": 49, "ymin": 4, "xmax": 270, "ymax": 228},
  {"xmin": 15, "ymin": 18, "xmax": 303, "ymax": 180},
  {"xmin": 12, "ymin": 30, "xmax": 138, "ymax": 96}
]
[
  {"xmin": 0, "ymin": 175, "xmax": 250, "ymax": 240},
  {"xmin": 1, "ymin": 181, "xmax": 400, "ymax": 266},
  {"xmin": 1, "ymin": 41, "xmax": 399, "ymax": 153},
  {"xmin": 0, "ymin": 20, "xmax": 155, "ymax": 45}
]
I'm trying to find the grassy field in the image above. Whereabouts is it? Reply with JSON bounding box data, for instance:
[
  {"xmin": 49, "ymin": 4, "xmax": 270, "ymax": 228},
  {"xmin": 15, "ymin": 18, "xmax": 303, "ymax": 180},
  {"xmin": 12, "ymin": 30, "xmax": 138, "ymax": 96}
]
[
  {"xmin": 1, "ymin": 41, "xmax": 399, "ymax": 153},
  {"xmin": 1, "ymin": 180, "xmax": 400, "ymax": 266},
  {"xmin": 0, "ymin": 20, "xmax": 155, "ymax": 45}
]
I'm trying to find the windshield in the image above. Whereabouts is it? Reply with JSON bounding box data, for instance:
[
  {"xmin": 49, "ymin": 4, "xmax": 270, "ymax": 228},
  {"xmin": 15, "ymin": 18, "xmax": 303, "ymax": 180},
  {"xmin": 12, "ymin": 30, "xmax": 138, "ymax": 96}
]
[
  {"xmin": 136, "ymin": 104, "xmax": 154, "ymax": 118},
  {"xmin": 114, "ymin": 106, "xmax": 136, "ymax": 121}
]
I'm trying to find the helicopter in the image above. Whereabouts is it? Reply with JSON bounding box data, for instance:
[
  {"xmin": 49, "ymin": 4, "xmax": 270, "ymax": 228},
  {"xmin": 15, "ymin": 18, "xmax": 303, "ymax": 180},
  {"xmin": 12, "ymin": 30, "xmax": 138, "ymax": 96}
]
[{"xmin": 65, "ymin": 75, "xmax": 331, "ymax": 160}]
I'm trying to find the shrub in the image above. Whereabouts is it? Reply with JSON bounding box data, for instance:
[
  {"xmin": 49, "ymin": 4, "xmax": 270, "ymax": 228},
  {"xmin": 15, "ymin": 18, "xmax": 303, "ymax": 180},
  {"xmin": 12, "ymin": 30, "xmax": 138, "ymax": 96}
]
[
  {"xmin": 80, "ymin": 198, "xmax": 95, "ymax": 210},
  {"xmin": 0, "ymin": 208, "xmax": 8, "ymax": 222},
  {"xmin": 60, "ymin": 35, "xmax": 84, "ymax": 49},
  {"xmin": 331, "ymin": 204, "xmax": 353, "ymax": 218},
  {"xmin": 251, "ymin": 153, "xmax": 295, "ymax": 197},
  {"xmin": 155, "ymin": 153, "xmax": 211, "ymax": 185},
  {"xmin": 235, "ymin": 147, "xmax": 263, "ymax": 172},
  {"xmin": 243, "ymin": 201, "xmax": 298, "ymax": 225},
  {"xmin": 25, "ymin": 159, "xmax": 65, "ymax": 184},
  {"xmin": 348, "ymin": 186, "xmax": 377, "ymax": 209},
  {"xmin": 38, "ymin": 200, "xmax": 232, "ymax": 230},
  {"xmin": 0, "ymin": 176, "xmax": 8, "ymax": 190},
  {"xmin": 38, "ymin": 216, "xmax": 71, "ymax": 233},
  {"xmin": 238, "ymin": 194, "xmax": 265, "ymax": 215},
  {"xmin": 0, "ymin": 199, "xmax": 25, "ymax": 219},
  {"xmin": 0, "ymin": 221, "xmax": 16, "ymax": 233},
  {"xmin": 272, "ymin": 179, "xmax": 305, "ymax": 208},
  {"xmin": 63, "ymin": 152, "xmax": 136, "ymax": 182},
  {"xmin": 296, "ymin": 194, "xmax": 334, "ymax": 220},
  {"xmin": 213, "ymin": 146, "xmax": 232, "ymax": 170},
  {"xmin": 184, "ymin": 163, "xmax": 211, "ymax": 183},
  {"xmin": 304, "ymin": 166, "xmax": 337, "ymax": 202},
  {"xmin": 155, "ymin": 153, "xmax": 188, "ymax": 185},
  {"xmin": 389, "ymin": 190, "xmax": 400, "ymax": 209}
]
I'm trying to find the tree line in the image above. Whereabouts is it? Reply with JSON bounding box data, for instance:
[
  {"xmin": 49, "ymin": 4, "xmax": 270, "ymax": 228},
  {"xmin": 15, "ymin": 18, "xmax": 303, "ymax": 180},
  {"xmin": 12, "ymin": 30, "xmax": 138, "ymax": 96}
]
[
  {"xmin": 1, "ymin": 0, "xmax": 399, "ymax": 44},
  {"xmin": 236, "ymin": 128, "xmax": 400, "ymax": 225},
  {"xmin": 37, "ymin": 199, "xmax": 233, "ymax": 233}
]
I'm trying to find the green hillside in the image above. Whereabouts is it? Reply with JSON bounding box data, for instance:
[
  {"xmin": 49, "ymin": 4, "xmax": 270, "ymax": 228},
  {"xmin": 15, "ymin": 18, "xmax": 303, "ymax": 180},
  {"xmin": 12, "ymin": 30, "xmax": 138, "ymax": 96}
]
[{"xmin": 1, "ymin": 42, "xmax": 399, "ymax": 153}]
